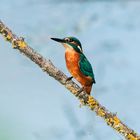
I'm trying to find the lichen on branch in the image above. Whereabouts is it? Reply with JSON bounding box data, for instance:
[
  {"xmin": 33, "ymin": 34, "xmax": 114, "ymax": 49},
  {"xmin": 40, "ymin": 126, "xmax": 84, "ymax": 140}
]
[{"xmin": 0, "ymin": 20, "xmax": 139, "ymax": 140}]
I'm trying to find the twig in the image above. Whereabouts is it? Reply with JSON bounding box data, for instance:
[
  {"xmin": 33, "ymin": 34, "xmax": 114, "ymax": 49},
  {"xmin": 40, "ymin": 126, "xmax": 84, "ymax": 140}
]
[{"xmin": 0, "ymin": 20, "xmax": 139, "ymax": 140}]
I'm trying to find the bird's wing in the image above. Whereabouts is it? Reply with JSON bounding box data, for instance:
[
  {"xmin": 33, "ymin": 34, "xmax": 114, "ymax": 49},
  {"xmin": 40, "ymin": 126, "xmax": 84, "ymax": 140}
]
[{"xmin": 79, "ymin": 54, "xmax": 96, "ymax": 83}]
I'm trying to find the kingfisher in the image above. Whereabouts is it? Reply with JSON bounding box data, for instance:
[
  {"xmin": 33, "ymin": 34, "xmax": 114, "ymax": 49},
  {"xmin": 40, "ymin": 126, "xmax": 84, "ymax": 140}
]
[{"xmin": 51, "ymin": 37, "xmax": 96, "ymax": 95}]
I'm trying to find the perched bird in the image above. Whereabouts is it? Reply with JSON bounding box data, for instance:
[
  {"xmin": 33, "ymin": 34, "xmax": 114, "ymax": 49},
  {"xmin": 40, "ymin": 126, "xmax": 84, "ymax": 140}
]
[{"xmin": 51, "ymin": 37, "xmax": 96, "ymax": 95}]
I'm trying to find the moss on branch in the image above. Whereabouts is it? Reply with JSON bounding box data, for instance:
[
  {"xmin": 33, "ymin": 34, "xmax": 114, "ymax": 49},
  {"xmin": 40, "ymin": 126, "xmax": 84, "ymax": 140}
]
[{"xmin": 0, "ymin": 20, "xmax": 139, "ymax": 140}]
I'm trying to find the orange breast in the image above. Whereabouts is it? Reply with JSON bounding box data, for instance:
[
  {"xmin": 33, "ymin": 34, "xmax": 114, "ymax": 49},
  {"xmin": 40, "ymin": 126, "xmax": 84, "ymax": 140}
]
[
  {"xmin": 65, "ymin": 49, "xmax": 80, "ymax": 79},
  {"xmin": 65, "ymin": 48, "xmax": 93, "ymax": 90}
]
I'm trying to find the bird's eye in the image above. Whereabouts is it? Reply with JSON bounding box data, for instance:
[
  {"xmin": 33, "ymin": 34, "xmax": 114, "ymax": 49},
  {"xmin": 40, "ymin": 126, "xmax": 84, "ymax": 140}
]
[
  {"xmin": 65, "ymin": 38, "xmax": 72, "ymax": 42},
  {"xmin": 64, "ymin": 38, "xmax": 69, "ymax": 41}
]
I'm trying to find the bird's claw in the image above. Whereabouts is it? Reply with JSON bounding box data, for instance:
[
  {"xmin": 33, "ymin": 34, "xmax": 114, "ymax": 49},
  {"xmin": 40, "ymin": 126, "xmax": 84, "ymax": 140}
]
[{"xmin": 65, "ymin": 76, "xmax": 73, "ymax": 84}]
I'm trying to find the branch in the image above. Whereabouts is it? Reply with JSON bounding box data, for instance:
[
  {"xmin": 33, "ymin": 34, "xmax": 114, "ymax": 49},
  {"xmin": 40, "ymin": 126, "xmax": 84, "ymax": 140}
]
[{"xmin": 0, "ymin": 20, "xmax": 139, "ymax": 140}]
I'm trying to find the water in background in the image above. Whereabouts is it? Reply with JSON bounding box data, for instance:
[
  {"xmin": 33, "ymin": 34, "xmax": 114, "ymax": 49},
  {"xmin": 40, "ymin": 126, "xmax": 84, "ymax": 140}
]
[{"xmin": 0, "ymin": 1, "xmax": 140, "ymax": 140}]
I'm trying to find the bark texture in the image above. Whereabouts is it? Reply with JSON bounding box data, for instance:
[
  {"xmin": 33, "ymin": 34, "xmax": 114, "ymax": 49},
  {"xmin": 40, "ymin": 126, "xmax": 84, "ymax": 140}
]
[{"xmin": 0, "ymin": 20, "xmax": 139, "ymax": 140}]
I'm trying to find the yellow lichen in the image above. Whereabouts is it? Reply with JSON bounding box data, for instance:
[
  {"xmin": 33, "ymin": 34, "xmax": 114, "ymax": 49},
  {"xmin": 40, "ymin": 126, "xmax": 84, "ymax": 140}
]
[
  {"xmin": 97, "ymin": 107, "xmax": 105, "ymax": 117},
  {"xmin": 5, "ymin": 34, "xmax": 12, "ymax": 41},
  {"xmin": 0, "ymin": 20, "xmax": 140, "ymax": 140},
  {"xmin": 16, "ymin": 40, "xmax": 27, "ymax": 49},
  {"xmin": 127, "ymin": 133, "xmax": 137, "ymax": 140},
  {"xmin": 105, "ymin": 117, "xmax": 116, "ymax": 126},
  {"xmin": 87, "ymin": 96, "xmax": 97, "ymax": 109},
  {"xmin": 113, "ymin": 116, "xmax": 120, "ymax": 126}
]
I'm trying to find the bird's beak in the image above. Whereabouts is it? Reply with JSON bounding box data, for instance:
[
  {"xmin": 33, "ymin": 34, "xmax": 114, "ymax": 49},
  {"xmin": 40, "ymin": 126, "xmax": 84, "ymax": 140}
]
[{"xmin": 51, "ymin": 38, "xmax": 65, "ymax": 43}]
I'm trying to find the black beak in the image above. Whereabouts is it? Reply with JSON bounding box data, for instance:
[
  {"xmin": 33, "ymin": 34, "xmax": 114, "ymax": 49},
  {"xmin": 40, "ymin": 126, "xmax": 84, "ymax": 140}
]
[{"xmin": 51, "ymin": 38, "xmax": 65, "ymax": 43}]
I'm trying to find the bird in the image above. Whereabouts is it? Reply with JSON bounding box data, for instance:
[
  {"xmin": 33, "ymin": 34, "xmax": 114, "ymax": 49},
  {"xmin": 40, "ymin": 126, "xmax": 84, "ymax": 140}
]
[{"xmin": 51, "ymin": 37, "xmax": 96, "ymax": 95}]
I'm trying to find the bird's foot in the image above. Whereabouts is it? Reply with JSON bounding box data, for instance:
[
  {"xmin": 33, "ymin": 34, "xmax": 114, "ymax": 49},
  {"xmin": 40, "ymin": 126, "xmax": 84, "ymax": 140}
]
[
  {"xmin": 75, "ymin": 87, "xmax": 84, "ymax": 97},
  {"xmin": 65, "ymin": 76, "xmax": 73, "ymax": 84}
]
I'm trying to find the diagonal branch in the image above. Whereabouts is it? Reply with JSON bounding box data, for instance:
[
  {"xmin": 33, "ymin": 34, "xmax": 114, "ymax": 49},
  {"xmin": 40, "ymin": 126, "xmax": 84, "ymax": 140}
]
[{"xmin": 0, "ymin": 20, "xmax": 139, "ymax": 140}]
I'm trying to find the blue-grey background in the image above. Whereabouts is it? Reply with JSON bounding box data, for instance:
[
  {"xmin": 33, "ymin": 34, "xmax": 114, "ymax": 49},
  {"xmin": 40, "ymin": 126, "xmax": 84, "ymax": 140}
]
[{"xmin": 0, "ymin": 1, "xmax": 140, "ymax": 140}]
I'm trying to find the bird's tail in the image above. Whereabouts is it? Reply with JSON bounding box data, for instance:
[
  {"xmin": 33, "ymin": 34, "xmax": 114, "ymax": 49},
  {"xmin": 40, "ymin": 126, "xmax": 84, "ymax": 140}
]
[{"xmin": 84, "ymin": 85, "xmax": 92, "ymax": 95}]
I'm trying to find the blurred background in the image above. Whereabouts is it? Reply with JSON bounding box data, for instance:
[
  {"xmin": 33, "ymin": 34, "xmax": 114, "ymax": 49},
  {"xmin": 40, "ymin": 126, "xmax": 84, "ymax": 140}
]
[{"xmin": 0, "ymin": 1, "xmax": 140, "ymax": 140}]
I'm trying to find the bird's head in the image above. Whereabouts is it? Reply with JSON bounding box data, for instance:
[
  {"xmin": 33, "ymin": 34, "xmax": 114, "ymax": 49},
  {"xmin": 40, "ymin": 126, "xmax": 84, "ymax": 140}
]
[{"xmin": 51, "ymin": 37, "xmax": 83, "ymax": 53}]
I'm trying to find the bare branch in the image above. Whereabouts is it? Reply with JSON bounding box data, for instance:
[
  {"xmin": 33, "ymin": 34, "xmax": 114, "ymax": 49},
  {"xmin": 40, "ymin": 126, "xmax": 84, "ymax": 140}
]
[{"xmin": 0, "ymin": 20, "xmax": 139, "ymax": 140}]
